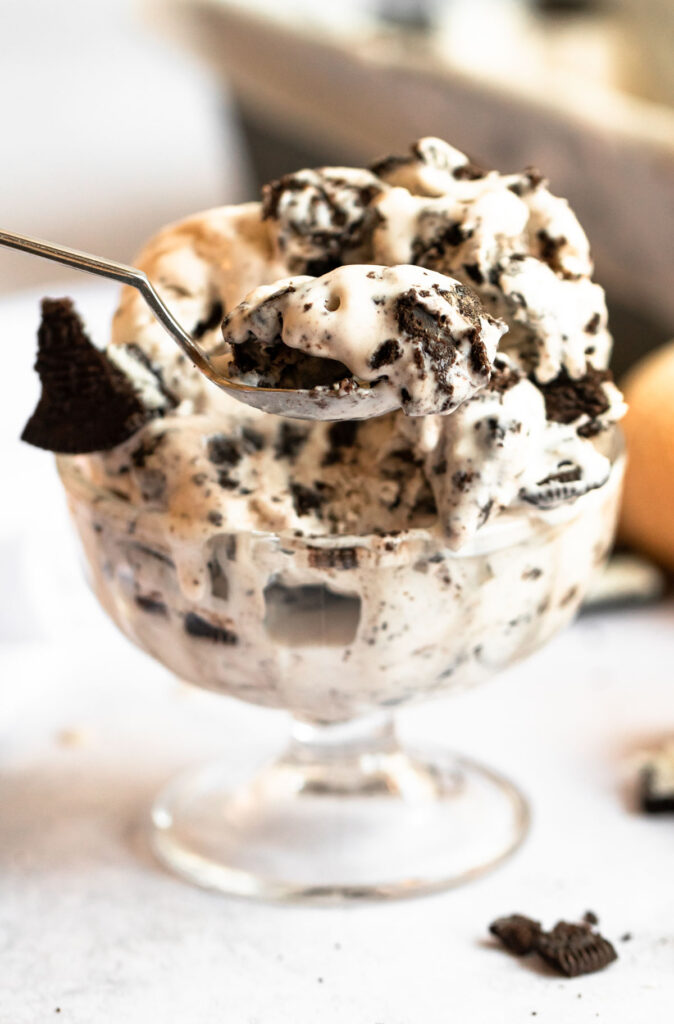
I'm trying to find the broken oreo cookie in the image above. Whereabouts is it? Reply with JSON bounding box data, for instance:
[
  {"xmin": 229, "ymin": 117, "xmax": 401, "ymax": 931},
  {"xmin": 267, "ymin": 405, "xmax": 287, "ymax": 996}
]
[
  {"xmin": 536, "ymin": 922, "xmax": 617, "ymax": 979},
  {"xmin": 22, "ymin": 298, "xmax": 158, "ymax": 454},
  {"xmin": 519, "ymin": 463, "xmax": 605, "ymax": 510},
  {"xmin": 489, "ymin": 913, "xmax": 617, "ymax": 978}
]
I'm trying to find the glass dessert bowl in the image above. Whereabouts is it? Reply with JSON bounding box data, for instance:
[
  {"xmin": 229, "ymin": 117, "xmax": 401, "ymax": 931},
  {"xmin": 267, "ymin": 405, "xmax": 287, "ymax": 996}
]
[{"xmin": 58, "ymin": 433, "xmax": 624, "ymax": 901}]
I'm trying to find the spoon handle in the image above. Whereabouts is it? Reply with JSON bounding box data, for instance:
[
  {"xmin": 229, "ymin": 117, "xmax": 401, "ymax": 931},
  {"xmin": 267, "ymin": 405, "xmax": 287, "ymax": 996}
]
[{"xmin": 0, "ymin": 228, "xmax": 216, "ymax": 379}]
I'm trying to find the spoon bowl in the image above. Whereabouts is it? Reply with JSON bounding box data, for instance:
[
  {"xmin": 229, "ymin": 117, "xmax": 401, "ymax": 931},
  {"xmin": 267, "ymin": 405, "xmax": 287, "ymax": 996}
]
[{"xmin": 0, "ymin": 228, "xmax": 390, "ymax": 421}]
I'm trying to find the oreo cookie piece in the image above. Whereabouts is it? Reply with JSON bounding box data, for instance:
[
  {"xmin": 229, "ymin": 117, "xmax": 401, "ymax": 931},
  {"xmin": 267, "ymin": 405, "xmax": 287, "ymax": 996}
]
[
  {"xmin": 22, "ymin": 298, "xmax": 157, "ymax": 454},
  {"xmin": 489, "ymin": 914, "xmax": 617, "ymax": 978},
  {"xmin": 519, "ymin": 463, "xmax": 605, "ymax": 510},
  {"xmin": 184, "ymin": 611, "xmax": 237, "ymax": 644},
  {"xmin": 639, "ymin": 748, "xmax": 674, "ymax": 813},
  {"xmin": 489, "ymin": 915, "xmax": 542, "ymax": 956},
  {"xmin": 276, "ymin": 421, "xmax": 309, "ymax": 460},
  {"xmin": 307, "ymin": 546, "xmax": 359, "ymax": 571},
  {"xmin": 536, "ymin": 922, "xmax": 617, "ymax": 978},
  {"xmin": 539, "ymin": 366, "xmax": 611, "ymax": 433}
]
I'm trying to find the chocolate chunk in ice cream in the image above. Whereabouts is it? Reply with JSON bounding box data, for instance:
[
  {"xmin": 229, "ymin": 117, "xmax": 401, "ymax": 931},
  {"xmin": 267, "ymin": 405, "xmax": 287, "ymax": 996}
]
[{"xmin": 540, "ymin": 366, "xmax": 612, "ymax": 433}]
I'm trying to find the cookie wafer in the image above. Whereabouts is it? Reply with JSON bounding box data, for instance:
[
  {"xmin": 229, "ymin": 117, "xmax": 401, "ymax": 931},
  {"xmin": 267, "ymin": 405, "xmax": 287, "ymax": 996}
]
[{"xmin": 22, "ymin": 298, "xmax": 158, "ymax": 454}]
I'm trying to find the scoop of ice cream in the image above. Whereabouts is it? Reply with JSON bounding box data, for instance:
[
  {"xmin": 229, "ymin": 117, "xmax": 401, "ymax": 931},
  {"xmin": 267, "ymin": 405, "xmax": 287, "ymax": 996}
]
[
  {"xmin": 370, "ymin": 138, "xmax": 607, "ymax": 384},
  {"xmin": 220, "ymin": 264, "xmax": 507, "ymax": 416}
]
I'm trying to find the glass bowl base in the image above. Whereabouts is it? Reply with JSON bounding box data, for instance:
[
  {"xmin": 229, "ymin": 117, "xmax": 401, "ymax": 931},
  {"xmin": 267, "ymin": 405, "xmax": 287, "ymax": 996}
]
[{"xmin": 150, "ymin": 716, "xmax": 529, "ymax": 903}]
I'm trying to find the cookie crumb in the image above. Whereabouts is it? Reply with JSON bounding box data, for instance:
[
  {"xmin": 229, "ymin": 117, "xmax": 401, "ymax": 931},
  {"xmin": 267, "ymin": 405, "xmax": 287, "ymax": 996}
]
[{"xmin": 489, "ymin": 914, "xmax": 542, "ymax": 956}]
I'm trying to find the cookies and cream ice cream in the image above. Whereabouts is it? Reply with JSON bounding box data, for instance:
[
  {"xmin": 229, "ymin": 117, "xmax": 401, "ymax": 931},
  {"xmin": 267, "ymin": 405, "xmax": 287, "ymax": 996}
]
[
  {"xmin": 219, "ymin": 264, "xmax": 507, "ymax": 416},
  {"xmin": 89, "ymin": 136, "xmax": 623, "ymax": 549},
  {"xmin": 35, "ymin": 138, "xmax": 626, "ymax": 721}
]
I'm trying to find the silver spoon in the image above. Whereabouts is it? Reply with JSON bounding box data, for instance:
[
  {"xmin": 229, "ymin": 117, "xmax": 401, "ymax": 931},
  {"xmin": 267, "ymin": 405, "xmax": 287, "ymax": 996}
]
[{"xmin": 0, "ymin": 229, "xmax": 397, "ymax": 421}]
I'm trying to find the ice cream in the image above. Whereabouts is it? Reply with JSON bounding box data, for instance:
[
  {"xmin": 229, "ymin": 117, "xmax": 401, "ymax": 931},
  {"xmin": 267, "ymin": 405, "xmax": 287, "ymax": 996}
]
[
  {"xmin": 219, "ymin": 264, "xmax": 507, "ymax": 416},
  {"xmin": 90, "ymin": 137, "xmax": 623, "ymax": 549},
  {"xmin": 38, "ymin": 138, "xmax": 625, "ymax": 721}
]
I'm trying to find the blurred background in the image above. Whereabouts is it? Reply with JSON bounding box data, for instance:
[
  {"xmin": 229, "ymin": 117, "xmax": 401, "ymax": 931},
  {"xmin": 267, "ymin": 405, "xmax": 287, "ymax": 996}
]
[{"xmin": 1, "ymin": 0, "xmax": 673, "ymax": 375}]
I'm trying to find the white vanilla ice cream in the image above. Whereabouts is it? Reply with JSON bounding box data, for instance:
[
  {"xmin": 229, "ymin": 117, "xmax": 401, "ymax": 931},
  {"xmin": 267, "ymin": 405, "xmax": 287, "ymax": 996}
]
[{"xmin": 61, "ymin": 138, "xmax": 625, "ymax": 720}]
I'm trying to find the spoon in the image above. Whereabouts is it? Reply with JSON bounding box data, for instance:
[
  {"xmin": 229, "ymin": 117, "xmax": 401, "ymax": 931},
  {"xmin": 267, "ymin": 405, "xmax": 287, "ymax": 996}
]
[{"xmin": 0, "ymin": 229, "xmax": 396, "ymax": 421}]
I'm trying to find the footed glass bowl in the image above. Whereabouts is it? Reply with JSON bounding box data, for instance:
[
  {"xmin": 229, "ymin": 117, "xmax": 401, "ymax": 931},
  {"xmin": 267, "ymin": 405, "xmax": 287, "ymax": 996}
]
[{"xmin": 58, "ymin": 436, "xmax": 624, "ymax": 901}]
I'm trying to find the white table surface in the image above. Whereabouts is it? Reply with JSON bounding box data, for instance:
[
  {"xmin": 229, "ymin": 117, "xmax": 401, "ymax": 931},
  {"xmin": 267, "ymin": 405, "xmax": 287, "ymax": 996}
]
[{"xmin": 2, "ymin": 283, "xmax": 674, "ymax": 1023}]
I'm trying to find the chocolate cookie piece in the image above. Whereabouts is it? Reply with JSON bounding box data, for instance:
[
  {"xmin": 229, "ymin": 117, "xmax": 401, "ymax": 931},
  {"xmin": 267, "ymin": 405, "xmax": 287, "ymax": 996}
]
[
  {"xmin": 184, "ymin": 611, "xmax": 237, "ymax": 644},
  {"xmin": 536, "ymin": 922, "xmax": 617, "ymax": 978},
  {"xmin": 507, "ymin": 167, "xmax": 547, "ymax": 197},
  {"xmin": 322, "ymin": 420, "xmax": 360, "ymax": 466},
  {"xmin": 537, "ymin": 230, "xmax": 571, "ymax": 278},
  {"xmin": 394, "ymin": 282, "xmax": 492, "ymax": 407},
  {"xmin": 290, "ymin": 482, "xmax": 328, "ymax": 517},
  {"xmin": 490, "ymin": 915, "xmax": 542, "ymax": 956},
  {"xmin": 307, "ymin": 546, "xmax": 359, "ymax": 571},
  {"xmin": 131, "ymin": 431, "xmax": 166, "ymax": 468},
  {"xmin": 192, "ymin": 300, "xmax": 224, "ymax": 340},
  {"xmin": 487, "ymin": 358, "xmax": 521, "ymax": 394},
  {"xmin": 207, "ymin": 427, "xmax": 266, "ymax": 467},
  {"xmin": 539, "ymin": 367, "xmax": 611, "ymax": 432},
  {"xmin": 276, "ymin": 421, "xmax": 309, "ymax": 460},
  {"xmin": 489, "ymin": 915, "xmax": 617, "ymax": 978},
  {"xmin": 231, "ymin": 336, "xmax": 350, "ymax": 390},
  {"xmin": 22, "ymin": 298, "xmax": 156, "ymax": 453},
  {"xmin": 135, "ymin": 594, "xmax": 168, "ymax": 616},
  {"xmin": 519, "ymin": 464, "xmax": 603, "ymax": 510}
]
